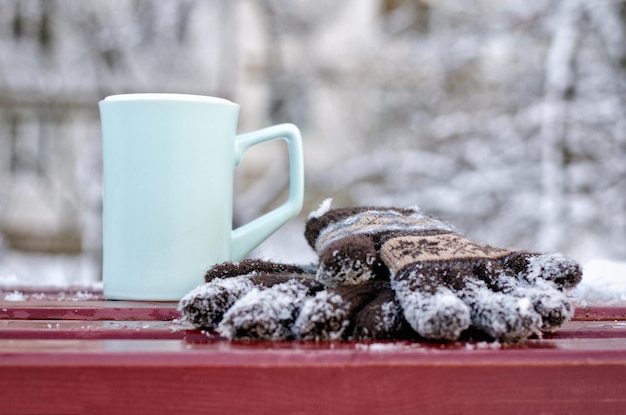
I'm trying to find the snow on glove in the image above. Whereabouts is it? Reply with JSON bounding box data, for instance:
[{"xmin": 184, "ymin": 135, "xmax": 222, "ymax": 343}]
[
  {"xmin": 293, "ymin": 279, "xmax": 410, "ymax": 340},
  {"xmin": 305, "ymin": 204, "xmax": 582, "ymax": 342},
  {"xmin": 178, "ymin": 259, "xmax": 410, "ymax": 340},
  {"xmin": 178, "ymin": 260, "xmax": 317, "ymax": 339}
]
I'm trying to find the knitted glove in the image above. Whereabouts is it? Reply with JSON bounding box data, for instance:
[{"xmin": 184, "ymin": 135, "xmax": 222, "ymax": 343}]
[
  {"xmin": 305, "ymin": 205, "xmax": 582, "ymax": 342},
  {"xmin": 178, "ymin": 260, "xmax": 315, "ymax": 339},
  {"xmin": 178, "ymin": 259, "xmax": 410, "ymax": 340}
]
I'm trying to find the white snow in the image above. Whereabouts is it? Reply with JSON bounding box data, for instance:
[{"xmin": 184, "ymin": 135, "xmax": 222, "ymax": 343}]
[
  {"xmin": 393, "ymin": 277, "xmax": 471, "ymax": 341},
  {"xmin": 376, "ymin": 300, "xmax": 401, "ymax": 332},
  {"xmin": 218, "ymin": 280, "xmax": 309, "ymax": 340},
  {"xmin": 3, "ymin": 291, "xmax": 25, "ymax": 301},
  {"xmin": 573, "ymin": 259, "xmax": 626, "ymax": 305},
  {"xmin": 178, "ymin": 276, "xmax": 256, "ymax": 329},
  {"xmin": 71, "ymin": 291, "xmax": 96, "ymax": 301},
  {"xmin": 465, "ymin": 341, "xmax": 502, "ymax": 350},
  {"xmin": 294, "ymin": 290, "xmax": 351, "ymax": 340},
  {"xmin": 0, "ymin": 249, "xmax": 100, "ymax": 289},
  {"xmin": 308, "ymin": 198, "xmax": 333, "ymax": 219},
  {"xmin": 516, "ymin": 297, "xmax": 533, "ymax": 316},
  {"xmin": 316, "ymin": 255, "xmax": 375, "ymax": 286},
  {"xmin": 355, "ymin": 342, "xmax": 408, "ymax": 352}
]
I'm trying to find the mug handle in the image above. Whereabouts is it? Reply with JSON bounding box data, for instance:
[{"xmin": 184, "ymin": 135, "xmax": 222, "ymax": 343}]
[{"xmin": 231, "ymin": 123, "xmax": 304, "ymax": 260}]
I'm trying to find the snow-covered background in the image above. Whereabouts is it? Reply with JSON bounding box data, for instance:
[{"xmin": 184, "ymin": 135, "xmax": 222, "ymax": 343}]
[{"xmin": 0, "ymin": 0, "xmax": 624, "ymax": 303}]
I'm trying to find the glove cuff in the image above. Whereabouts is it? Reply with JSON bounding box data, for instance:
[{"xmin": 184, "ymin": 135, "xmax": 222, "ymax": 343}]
[
  {"xmin": 313, "ymin": 208, "xmax": 454, "ymax": 253},
  {"xmin": 380, "ymin": 233, "xmax": 514, "ymax": 273}
]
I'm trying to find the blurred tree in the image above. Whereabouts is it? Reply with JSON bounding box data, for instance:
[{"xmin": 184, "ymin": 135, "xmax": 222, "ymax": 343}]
[
  {"xmin": 306, "ymin": 0, "xmax": 626, "ymax": 261},
  {"xmin": 0, "ymin": 0, "xmax": 625, "ymax": 281}
]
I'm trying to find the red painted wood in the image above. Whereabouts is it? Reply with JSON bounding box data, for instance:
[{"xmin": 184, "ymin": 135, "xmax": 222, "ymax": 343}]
[
  {"xmin": 0, "ymin": 300, "xmax": 180, "ymax": 321},
  {"xmin": 1, "ymin": 339, "xmax": 626, "ymax": 415},
  {"xmin": 2, "ymin": 318, "xmax": 624, "ymax": 341},
  {"xmin": 3, "ymin": 336, "xmax": 626, "ymax": 360},
  {"xmin": 3, "ymin": 362, "xmax": 624, "ymax": 415},
  {"xmin": 0, "ymin": 320, "xmax": 190, "ymax": 339},
  {"xmin": 573, "ymin": 306, "xmax": 626, "ymax": 321},
  {"xmin": 546, "ymin": 320, "xmax": 626, "ymax": 339}
]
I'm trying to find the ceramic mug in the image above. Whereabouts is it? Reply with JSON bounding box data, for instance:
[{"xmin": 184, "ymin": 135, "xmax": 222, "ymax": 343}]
[{"xmin": 99, "ymin": 93, "xmax": 304, "ymax": 300}]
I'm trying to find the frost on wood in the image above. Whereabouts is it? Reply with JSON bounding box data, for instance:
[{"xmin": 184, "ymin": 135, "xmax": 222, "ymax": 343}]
[{"xmin": 3, "ymin": 291, "xmax": 25, "ymax": 301}]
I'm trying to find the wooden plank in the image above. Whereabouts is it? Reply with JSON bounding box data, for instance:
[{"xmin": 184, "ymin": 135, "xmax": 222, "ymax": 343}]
[
  {"xmin": 573, "ymin": 306, "xmax": 626, "ymax": 321},
  {"xmin": 0, "ymin": 300, "xmax": 180, "ymax": 321},
  {"xmin": 2, "ymin": 361, "xmax": 626, "ymax": 415},
  {"xmin": 0, "ymin": 320, "xmax": 191, "ymax": 339},
  {"xmin": 3, "ymin": 337, "xmax": 626, "ymax": 362},
  {"xmin": 546, "ymin": 320, "xmax": 626, "ymax": 339},
  {"xmin": 4, "ymin": 363, "xmax": 625, "ymax": 415},
  {"xmin": 2, "ymin": 302, "xmax": 622, "ymax": 323},
  {"xmin": 1, "ymin": 338, "xmax": 626, "ymax": 415},
  {"xmin": 1, "ymin": 319, "xmax": 624, "ymax": 341}
]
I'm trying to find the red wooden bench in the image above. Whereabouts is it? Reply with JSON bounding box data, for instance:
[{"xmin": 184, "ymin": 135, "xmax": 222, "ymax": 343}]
[{"xmin": 1, "ymin": 286, "xmax": 625, "ymax": 414}]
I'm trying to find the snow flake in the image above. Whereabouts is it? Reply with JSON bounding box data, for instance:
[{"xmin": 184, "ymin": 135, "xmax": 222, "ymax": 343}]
[
  {"xmin": 308, "ymin": 198, "xmax": 333, "ymax": 219},
  {"xmin": 4, "ymin": 291, "xmax": 25, "ymax": 301}
]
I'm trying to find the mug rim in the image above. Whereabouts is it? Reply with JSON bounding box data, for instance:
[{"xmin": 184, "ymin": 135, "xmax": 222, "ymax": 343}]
[{"xmin": 103, "ymin": 93, "xmax": 234, "ymax": 104}]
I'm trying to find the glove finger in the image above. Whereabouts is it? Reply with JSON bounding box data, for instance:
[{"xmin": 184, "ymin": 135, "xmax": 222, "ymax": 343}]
[
  {"xmin": 205, "ymin": 259, "xmax": 313, "ymax": 283},
  {"xmin": 352, "ymin": 288, "xmax": 411, "ymax": 340},
  {"xmin": 511, "ymin": 280, "xmax": 574, "ymax": 331},
  {"xmin": 294, "ymin": 281, "xmax": 390, "ymax": 340},
  {"xmin": 503, "ymin": 253, "xmax": 582, "ymax": 290},
  {"xmin": 465, "ymin": 282, "xmax": 543, "ymax": 342},
  {"xmin": 316, "ymin": 235, "xmax": 380, "ymax": 286},
  {"xmin": 475, "ymin": 259, "xmax": 575, "ymax": 332},
  {"xmin": 392, "ymin": 263, "xmax": 471, "ymax": 341},
  {"xmin": 178, "ymin": 275, "xmax": 257, "ymax": 330},
  {"xmin": 471, "ymin": 260, "xmax": 569, "ymax": 339},
  {"xmin": 180, "ymin": 267, "xmax": 318, "ymax": 330},
  {"xmin": 217, "ymin": 279, "xmax": 317, "ymax": 340}
]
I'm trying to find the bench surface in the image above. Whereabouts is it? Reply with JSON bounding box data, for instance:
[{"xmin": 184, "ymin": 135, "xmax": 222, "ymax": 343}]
[{"xmin": 1, "ymin": 286, "xmax": 625, "ymax": 415}]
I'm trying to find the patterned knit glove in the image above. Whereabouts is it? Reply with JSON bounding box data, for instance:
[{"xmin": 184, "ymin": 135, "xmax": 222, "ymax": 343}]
[
  {"xmin": 305, "ymin": 205, "xmax": 582, "ymax": 342},
  {"xmin": 178, "ymin": 259, "xmax": 410, "ymax": 340}
]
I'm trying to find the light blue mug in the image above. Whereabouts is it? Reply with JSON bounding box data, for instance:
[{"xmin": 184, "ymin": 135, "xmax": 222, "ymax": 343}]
[{"xmin": 99, "ymin": 93, "xmax": 304, "ymax": 300}]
